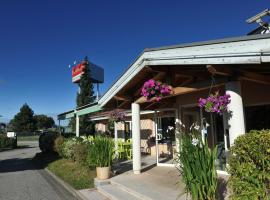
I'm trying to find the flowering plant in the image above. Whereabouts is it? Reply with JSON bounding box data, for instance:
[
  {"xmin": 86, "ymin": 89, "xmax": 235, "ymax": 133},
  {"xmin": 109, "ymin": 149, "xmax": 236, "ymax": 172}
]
[
  {"xmin": 110, "ymin": 110, "xmax": 125, "ymax": 122},
  {"xmin": 198, "ymin": 92, "xmax": 231, "ymax": 115},
  {"xmin": 176, "ymin": 125, "xmax": 218, "ymax": 200},
  {"xmin": 141, "ymin": 79, "xmax": 172, "ymax": 101}
]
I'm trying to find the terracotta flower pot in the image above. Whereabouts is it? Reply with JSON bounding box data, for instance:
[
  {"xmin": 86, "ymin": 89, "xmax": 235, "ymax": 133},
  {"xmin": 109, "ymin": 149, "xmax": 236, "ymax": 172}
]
[{"xmin": 96, "ymin": 167, "xmax": 110, "ymax": 180}]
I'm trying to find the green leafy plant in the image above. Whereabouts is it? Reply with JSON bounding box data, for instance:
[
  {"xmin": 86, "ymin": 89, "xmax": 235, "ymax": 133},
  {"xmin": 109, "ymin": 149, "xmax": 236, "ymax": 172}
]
[
  {"xmin": 74, "ymin": 143, "xmax": 90, "ymax": 166},
  {"xmin": 228, "ymin": 129, "xmax": 270, "ymax": 200},
  {"xmin": 0, "ymin": 134, "xmax": 16, "ymax": 149},
  {"xmin": 177, "ymin": 130, "xmax": 218, "ymax": 200},
  {"xmin": 53, "ymin": 135, "xmax": 65, "ymax": 154},
  {"xmin": 39, "ymin": 132, "xmax": 59, "ymax": 153},
  {"xmin": 58, "ymin": 138, "xmax": 78, "ymax": 161},
  {"xmin": 87, "ymin": 136, "xmax": 114, "ymax": 168}
]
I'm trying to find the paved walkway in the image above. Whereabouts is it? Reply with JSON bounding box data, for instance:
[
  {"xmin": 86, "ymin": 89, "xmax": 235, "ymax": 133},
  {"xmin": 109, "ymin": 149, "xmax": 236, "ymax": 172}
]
[
  {"xmin": 0, "ymin": 141, "xmax": 77, "ymax": 200},
  {"xmin": 91, "ymin": 166, "xmax": 189, "ymax": 200},
  {"xmin": 110, "ymin": 166, "xmax": 188, "ymax": 200}
]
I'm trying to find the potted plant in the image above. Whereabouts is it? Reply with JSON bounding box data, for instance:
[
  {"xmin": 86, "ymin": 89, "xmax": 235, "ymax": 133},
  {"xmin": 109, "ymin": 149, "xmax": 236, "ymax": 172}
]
[
  {"xmin": 88, "ymin": 136, "xmax": 114, "ymax": 180},
  {"xmin": 198, "ymin": 91, "xmax": 231, "ymax": 115},
  {"xmin": 141, "ymin": 79, "xmax": 172, "ymax": 101}
]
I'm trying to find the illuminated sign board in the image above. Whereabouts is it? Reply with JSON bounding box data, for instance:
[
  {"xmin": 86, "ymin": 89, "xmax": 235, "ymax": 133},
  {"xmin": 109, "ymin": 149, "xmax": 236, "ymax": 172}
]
[
  {"xmin": 72, "ymin": 61, "xmax": 104, "ymax": 84},
  {"xmin": 72, "ymin": 62, "xmax": 85, "ymax": 83}
]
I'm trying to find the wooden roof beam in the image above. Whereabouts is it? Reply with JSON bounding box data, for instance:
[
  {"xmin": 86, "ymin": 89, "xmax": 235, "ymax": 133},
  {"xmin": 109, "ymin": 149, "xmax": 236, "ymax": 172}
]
[
  {"xmin": 114, "ymin": 95, "xmax": 132, "ymax": 101},
  {"xmin": 206, "ymin": 65, "xmax": 232, "ymax": 76},
  {"xmin": 239, "ymin": 70, "xmax": 270, "ymax": 85},
  {"xmin": 135, "ymin": 86, "xmax": 197, "ymax": 104},
  {"xmin": 117, "ymin": 100, "xmax": 130, "ymax": 108},
  {"xmin": 206, "ymin": 65, "xmax": 270, "ymax": 85}
]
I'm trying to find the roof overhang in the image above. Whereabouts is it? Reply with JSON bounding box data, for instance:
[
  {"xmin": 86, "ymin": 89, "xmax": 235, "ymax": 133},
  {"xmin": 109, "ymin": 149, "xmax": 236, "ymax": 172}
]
[
  {"xmin": 98, "ymin": 34, "xmax": 270, "ymax": 108},
  {"xmin": 58, "ymin": 103, "xmax": 102, "ymax": 120},
  {"xmin": 89, "ymin": 110, "xmax": 155, "ymax": 121}
]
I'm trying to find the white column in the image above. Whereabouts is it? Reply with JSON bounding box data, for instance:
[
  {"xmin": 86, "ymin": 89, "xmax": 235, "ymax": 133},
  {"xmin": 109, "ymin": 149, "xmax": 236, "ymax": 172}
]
[
  {"xmin": 114, "ymin": 122, "xmax": 118, "ymax": 158},
  {"xmin": 225, "ymin": 81, "xmax": 246, "ymax": 146},
  {"xmin": 76, "ymin": 114, "xmax": 80, "ymax": 137},
  {"xmin": 175, "ymin": 108, "xmax": 181, "ymax": 154},
  {"xmin": 132, "ymin": 103, "xmax": 141, "ymax": 174}
]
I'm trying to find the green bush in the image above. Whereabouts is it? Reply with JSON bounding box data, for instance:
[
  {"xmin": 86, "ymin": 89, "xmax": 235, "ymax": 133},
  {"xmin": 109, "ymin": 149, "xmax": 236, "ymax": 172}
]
[
  {"xmin": 87, "ymin": 136, "xmax": 114, "ymax": 168},
  {"xmin": 58, "ymin": 138, "xmax": 78, "ymax": 161},
  {"xmin": 228, "ymin": 129, "xmax": 270, "ymax": 200},
  {"xmin": 74, "ymin": 143, "xmax": 89, "ymax": 166},
  {"xmin": 53, "ymin": 135, "xmax": 65, "ymax": 154},
  {"xmin": 39, "ymin": 132, "xmax": 59, "ymax": 153},
  {"xmin": 177, "ymin": 134, "xmax": 218, "ymax": 200},
  {"xmin": 0, "ymin": 134, "xmax": 16, "ymax": 149}
]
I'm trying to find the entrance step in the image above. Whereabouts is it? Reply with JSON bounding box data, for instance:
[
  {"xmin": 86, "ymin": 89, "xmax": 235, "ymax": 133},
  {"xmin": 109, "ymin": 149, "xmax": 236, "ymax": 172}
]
[
  {"xmin": 110, "ymin": 180, "xmax": 152, "ymax": 200},
  {"xmin": 97, "ymin": 184, "xmax": 142, "ymax": 200}
]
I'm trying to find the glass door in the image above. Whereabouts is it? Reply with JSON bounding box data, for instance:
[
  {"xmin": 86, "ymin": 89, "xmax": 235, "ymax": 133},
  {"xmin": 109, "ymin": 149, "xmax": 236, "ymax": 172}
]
[
  {"xmin": 155, "ymin": 109, "xmax": 177, "ymax": 166},
  {"xmin": 181, "ymin": 105, "xmax": 227, "ymax": 171},
  {"xmin": 124, "ymin": 121, "xmax": 132, "ymax": 141},
  {"xmin": 202, "ymin": 111, "xmax": 226, "ymax": 170}
]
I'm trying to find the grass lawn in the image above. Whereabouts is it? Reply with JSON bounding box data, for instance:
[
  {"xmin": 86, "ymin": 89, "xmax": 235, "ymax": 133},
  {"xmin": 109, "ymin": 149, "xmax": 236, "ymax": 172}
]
[
  {"xmin": 17, "ymin": 135, "xmax": 39, "ymax": 141},
  {"xmin": 47, "ymin": 158, "xmax": 96, "ymax": 190}
]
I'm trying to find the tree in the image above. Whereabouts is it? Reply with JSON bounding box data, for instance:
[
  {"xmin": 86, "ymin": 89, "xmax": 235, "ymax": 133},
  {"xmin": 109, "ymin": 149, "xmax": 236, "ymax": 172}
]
[
  {"xmin": 34, "ymin": 115, "xmax": 55, "ymax": 130},
  {"xmin": 69, "ymin": 57, "xmax": 95, "ymax": 135},
  {"xmin": 11, "ymin": 103, "xmax": 35, "ymax": 132},
  {"xmin": 76, "ymin": 57, "xmax": 94, "ymax": 107}
]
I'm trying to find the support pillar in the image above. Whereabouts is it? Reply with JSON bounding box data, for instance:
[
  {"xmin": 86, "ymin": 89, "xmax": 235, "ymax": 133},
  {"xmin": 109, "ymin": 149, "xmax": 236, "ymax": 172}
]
[
  {"xmin": 132, "ymin": 103, "xmax": 141, "ymax": 174},
  {"xmin": 114, "ymin": 122, "xmax": 118, "ymax": 158},
  {"xmin": 225, "ymin": 81, "xmax": 246, "ymax": 146},
  {"xmin": 76, "ymin": 114, "xmax": 80, "ymax": 137},
  {"xmin": 58, "ymin": 119, "xmax": 61, "ymax": 135}
]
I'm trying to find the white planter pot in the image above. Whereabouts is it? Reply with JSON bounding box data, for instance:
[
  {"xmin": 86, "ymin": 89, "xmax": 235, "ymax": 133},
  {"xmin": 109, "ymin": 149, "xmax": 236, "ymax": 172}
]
[{"xmin": 96, "ymin": 167, "xmax": 110, "ymax": 180}]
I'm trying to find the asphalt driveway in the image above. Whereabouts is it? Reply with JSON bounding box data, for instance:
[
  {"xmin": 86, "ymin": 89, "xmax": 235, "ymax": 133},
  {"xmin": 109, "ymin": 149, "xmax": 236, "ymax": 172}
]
[{"xmin": 0, "ymin": 141, "xmax": 78, "ymax": 200}]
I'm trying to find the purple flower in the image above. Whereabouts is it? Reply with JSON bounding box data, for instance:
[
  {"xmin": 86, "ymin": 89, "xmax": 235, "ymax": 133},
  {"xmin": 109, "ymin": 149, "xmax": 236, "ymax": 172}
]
[
  {"xmin": 198, "ymin": 92, "xmax": 231, "ymax": 114},
  {"xmin": 141, "ymin": 79, "xmax": 172, "ymax": 101}
]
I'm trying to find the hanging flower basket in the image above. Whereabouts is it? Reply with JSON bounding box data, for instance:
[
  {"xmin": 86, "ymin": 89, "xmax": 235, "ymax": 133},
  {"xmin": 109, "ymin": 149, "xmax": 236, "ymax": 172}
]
[
  {"xmin": 198, "ymin": 92, "xmax": 231, "ymax": 115},
  {"xmin": 109, "ymin": 110, "xmax": 125, "ymax": 123},
  {"xmin": 141, "ymin": 79, "xmax": 172, "ymax": 102}
]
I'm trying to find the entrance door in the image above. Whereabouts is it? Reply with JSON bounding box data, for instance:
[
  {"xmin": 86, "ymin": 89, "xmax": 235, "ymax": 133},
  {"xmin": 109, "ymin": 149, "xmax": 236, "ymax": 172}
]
[
  {"xmin": 182, "ymin": 106, "xmax": 201, "ymax": 134},
  {"xmin": 155, "ymin": 109, "xmax": 177, "ymax": 166},
  {"xmin": 124, "ymin": 121, "xmax": 132, "ymax": 141},
  {"xmin": 180, "ymin": 105, "xmax": 227, "ymax": 171},
  {"xmin": 202, "ymin": 111, "xmax": 226, "ymax": 170}
]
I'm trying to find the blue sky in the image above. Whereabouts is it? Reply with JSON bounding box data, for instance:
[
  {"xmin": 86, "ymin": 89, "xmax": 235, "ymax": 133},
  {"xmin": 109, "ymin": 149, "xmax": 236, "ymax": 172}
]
[{"xmin": 0, "ymin": 0, "xmax": 269, "ymax": 122}]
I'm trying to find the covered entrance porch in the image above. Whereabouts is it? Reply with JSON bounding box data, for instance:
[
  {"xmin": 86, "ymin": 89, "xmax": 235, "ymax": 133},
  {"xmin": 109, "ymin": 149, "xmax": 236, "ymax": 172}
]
[{"xmin": 100, "ymin": 60, "xmax": 270, "ymax": 175}]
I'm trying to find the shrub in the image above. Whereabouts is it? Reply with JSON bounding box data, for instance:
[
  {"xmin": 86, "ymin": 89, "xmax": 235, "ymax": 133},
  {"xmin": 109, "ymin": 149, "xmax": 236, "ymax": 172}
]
[
  {"xmin": 177, "ymin": 134, "xmax": 218, "ymax": 200},
  {"xmin": 87, "ymin": 136, "xmax": 114, "ymax": 168},
  {"xmin": 0, "ymin": 134, "xmax": 16, "ymax": 149},
  {"xmin": 58, "ymin": 138, "xmax": 78, "ymax": 161},
  {"xmin": 53, "ymin": 135, "xmax": 65, "ymax": 154},
  {"xmin": 80, "ymin": 135, "xmax": 94, "ymax": 144},
  {"xmin": 74, "ymin": 143, "xmax": 89, "ymax": 166},
  {"xmin": 39, "ymin": 132, "xmax": 59, "ymax": 153},
  {"xmin": 228, "ymin": 129, "xmax": 270, "ymax": 200}
]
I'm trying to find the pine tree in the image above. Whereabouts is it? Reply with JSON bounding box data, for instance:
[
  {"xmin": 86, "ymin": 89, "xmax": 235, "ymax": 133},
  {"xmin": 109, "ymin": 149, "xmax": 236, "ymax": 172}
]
[
  {"xmin": 11, "ymin": 103, "xmax": 35, "ymax": 132},
  {"xmin": 69, "ymin": 57, "xmax": 95, "ymax": 135},
  {"xmin": 76, "ymin": 57, "xmax": 94, "ymax": 107}
]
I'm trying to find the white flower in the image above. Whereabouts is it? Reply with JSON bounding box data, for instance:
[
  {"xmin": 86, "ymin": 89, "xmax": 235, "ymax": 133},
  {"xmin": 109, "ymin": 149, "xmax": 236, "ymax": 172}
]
[
  {"xmin": 194, "ymin": 125, "xmax": 200, "ymax": 131},
  {"xmin": 192, "ymin": 138, "xmax": 199, "ymax": 146}
]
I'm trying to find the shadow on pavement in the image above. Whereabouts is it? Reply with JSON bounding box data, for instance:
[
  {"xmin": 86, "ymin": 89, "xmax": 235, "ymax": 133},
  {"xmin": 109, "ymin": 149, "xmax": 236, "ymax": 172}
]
[
  {"xmin": 112, "ymin": 159, "xmax": 155, "ymax": 175},
  {"xmin": 32, "ymin": 152, "xmax": 60, "ymax": 169},
  {"xmin": 0, "ymin": 145, "xmax": 34, "ymax": 152},
  {"xmin": 0, "ymin": 152, "xmax": 60, "ymax": 173},
  {"xmin": 0, "ymin": 157, "xmax": 37, "ymax": 173}
]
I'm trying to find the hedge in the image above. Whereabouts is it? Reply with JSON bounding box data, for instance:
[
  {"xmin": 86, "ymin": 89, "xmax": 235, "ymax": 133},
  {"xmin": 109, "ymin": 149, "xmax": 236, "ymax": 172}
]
[
  {"xmin": 0, "ymin": 134, "xmax": 16, "ymax": 149},
  {"xmin": 228, "ymin": 129, "xmax": 270, "ymax": 200}
]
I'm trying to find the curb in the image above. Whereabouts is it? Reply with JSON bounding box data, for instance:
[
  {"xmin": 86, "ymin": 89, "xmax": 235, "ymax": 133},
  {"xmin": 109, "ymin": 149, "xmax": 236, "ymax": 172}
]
[{"xmin": 44, "ymin": 168, "xmax": 88, "ymax": 200}]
